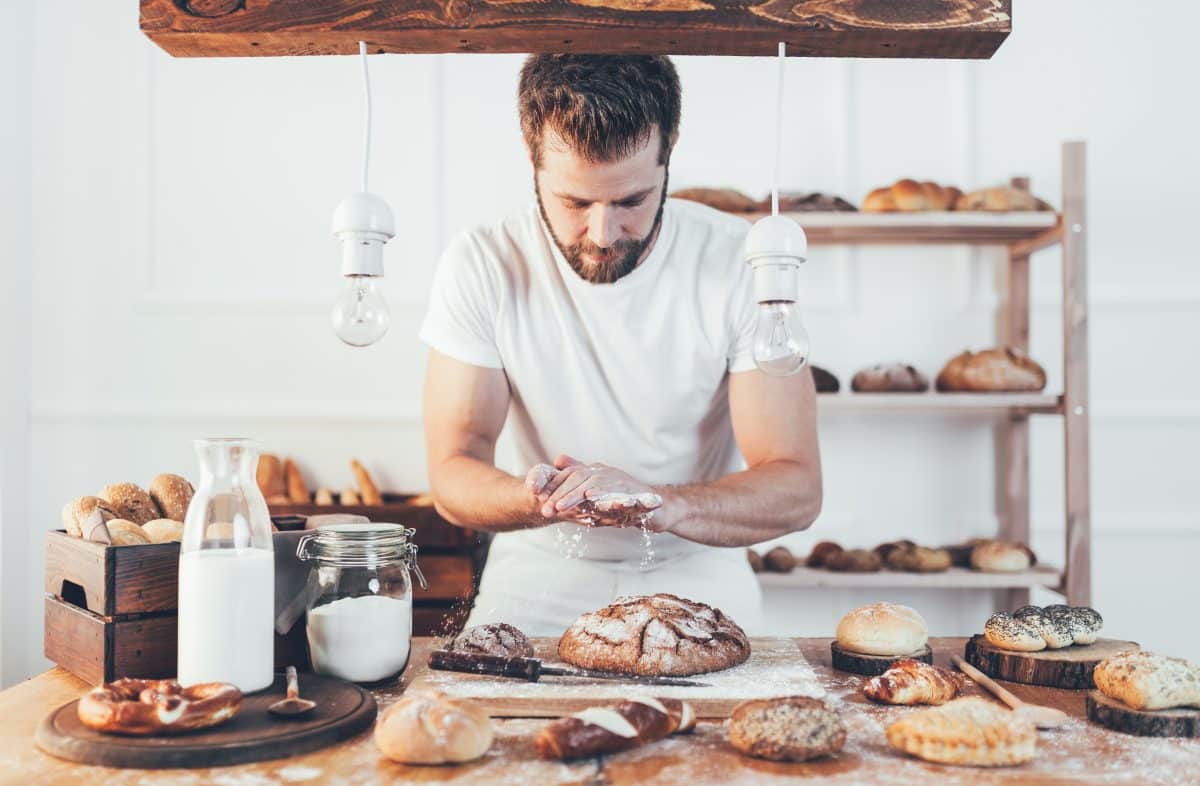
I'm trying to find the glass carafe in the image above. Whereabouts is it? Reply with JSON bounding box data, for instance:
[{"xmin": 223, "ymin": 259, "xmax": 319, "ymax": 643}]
[{"xmin": 177, "ymin": 438, "xmax": 275, "ymax": 692}]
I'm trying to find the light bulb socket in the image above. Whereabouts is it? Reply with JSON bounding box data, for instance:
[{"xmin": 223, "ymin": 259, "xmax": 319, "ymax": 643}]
[
  {"xmin": 333, "ymin": 191, "xmax": 395, "ymax": 277},
  {"xmin": 744, "ymin": 213, "xmax": 808, "ymax": 264},
  {"xmin": 750, "ymin": 260, "xmax": 800, "ymax": 304},
  {"xmin": 339, "ymin": 238, "xmax": 386, "ymax": 277}
]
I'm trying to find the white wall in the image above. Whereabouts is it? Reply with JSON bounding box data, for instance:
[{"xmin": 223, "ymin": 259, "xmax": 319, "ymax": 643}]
[
  {"xmin": 5, "ymin": 1, "xmax": 1198, "ymax": 684},
  {"xmin": 0, "ymin": 0, "xmax": 35, "ymax": 686}
]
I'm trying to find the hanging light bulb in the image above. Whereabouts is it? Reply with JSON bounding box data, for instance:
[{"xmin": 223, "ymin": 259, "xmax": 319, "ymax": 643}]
[
  {"xmin": 743, "ymin": 41, "xmax": 810, "ymax": 377},
  {"xmin": 330, "ymin": 41, "xmax": 395, "ymax": 347},
  {"xmin": 745, "ymin": 214, "xmax": 811, "ymax": 376}
]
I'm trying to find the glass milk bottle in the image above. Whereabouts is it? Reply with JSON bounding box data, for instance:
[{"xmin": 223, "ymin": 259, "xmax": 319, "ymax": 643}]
[{"xmin": 178, "ymin": 438, "xmax": 275, "ymax": 692}]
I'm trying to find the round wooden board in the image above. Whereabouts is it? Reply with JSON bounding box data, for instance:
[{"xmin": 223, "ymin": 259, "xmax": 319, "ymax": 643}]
[
  {"xmin": 964, "ymin": 634, "xmax": 1139, "ymax": 689},
  {"xmin": 830, "ymin": 641, "xmax": 932, "ymax": 676},
  {"xmin": 1087, "ymin": 690, "xmax": 1200, "ymax": 737},
  {"xmin": 35, "ymin": 671, "xmax": 377, "ymax": 769}
]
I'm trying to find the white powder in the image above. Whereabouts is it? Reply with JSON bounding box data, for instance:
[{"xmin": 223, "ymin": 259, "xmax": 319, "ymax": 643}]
[{"xmin": 307, "ymin": 594, "xmax": 412, "ymax": 683}]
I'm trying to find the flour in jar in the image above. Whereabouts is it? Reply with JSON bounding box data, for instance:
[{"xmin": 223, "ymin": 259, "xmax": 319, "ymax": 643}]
[{"xmin": 306, "ymin": 594, "xmax": 412, "ymax": 683}]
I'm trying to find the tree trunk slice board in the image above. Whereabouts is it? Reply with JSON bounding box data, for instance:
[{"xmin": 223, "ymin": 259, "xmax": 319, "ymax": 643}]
[
  {"xmin": 34, "ymin": 672, "xmax": 376, "ymax": 769},
  {"xmin": 829, "ymin": 641, "xmax": 933, "ymax": 676},
  {"xmin": 964, "ymin": 634, "xmax": 1138, "ymax": 690},
  {"xmin": 1086, "ymin": 690, "xmax": 1200, "ymax": 737}
]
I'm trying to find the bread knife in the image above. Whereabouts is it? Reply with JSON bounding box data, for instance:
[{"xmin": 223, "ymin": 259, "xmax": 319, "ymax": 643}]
[{"xmin": 429, "ymin": 649, "xmax": 712, "ymax": 688}]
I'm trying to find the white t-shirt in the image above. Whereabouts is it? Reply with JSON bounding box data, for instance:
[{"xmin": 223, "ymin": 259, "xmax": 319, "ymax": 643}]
[{"xmin": 419, "ymin": 198, "xmax": 758, "ymax": 563}]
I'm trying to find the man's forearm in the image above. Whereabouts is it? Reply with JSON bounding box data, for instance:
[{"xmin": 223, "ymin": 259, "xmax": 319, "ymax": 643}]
[
  {"xmin": 654, "ymin": 459, "xmax": 821, "ymax": 547},
  {"xmin": 430, "ymin": 454, "xmax": 545, "ymax": 533}
]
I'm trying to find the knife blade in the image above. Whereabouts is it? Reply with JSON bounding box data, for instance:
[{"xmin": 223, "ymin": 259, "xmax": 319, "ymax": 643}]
[{"xmin": 429, "ymin": 649, "xmax": 711, "ymax": 688}]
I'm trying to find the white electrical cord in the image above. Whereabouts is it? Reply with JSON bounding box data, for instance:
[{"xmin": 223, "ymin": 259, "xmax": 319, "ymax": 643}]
[
  {"xmin": 771, "ymin": 41, "xmax": 785, "ymax": 217},
  {"xmin": 359, "ymin": 40, "xmax": 372, "ymax": 193}
]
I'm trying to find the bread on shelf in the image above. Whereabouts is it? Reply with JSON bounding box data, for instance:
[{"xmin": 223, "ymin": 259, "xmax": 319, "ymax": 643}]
[
  {"xmin": 936, "ymin": 347, "xmax": 1047, "ymax": 393},
  {"xmin": 851, "ymin": 363, "xmax": 929, "ymax": 393},
  {"xmin": 862, "ymin": 179, "xmax": 962, "ymax": 212},
  {"xmin": 669, "ymin": 187, "xmax": 760, "ymax": 213}
]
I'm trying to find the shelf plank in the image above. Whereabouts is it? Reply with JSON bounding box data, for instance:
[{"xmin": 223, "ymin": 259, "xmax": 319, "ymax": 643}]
[
  {"xmin": 758, "ymin": 565, "xmax": 1063, "ymax": 591},
  {"xmin": 817, "ymin": 392, "xmax": 1062, "ymax": 415},
  {"xmin": 735, "ymin": 211, "xmax": 1060, "ymax": 246},
  {"xmin": 140, "ymin": 1, "xmax": 1011, "ymax": 60}
]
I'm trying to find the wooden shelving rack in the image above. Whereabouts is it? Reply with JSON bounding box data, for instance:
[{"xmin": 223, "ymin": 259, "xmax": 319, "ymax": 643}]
[{"xmin": 748, "ymin": 141, "xmax": 1090, "ymax": 607}]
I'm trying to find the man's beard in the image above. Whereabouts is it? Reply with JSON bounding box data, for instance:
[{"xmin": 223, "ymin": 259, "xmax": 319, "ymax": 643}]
[{"xmin": 536, "ymin": 170, "xmax": 668, "ymax": 285}]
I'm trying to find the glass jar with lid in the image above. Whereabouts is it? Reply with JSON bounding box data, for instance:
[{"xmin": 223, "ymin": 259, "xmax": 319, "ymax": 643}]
[{"xmin": 297, "ymin": 522, "xmax": 426, "ymax": 684}]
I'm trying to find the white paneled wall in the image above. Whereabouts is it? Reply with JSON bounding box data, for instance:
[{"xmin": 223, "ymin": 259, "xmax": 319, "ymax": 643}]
[{"xmin": 3, "ymin": 1, "xmax": 1198, "ymax": 685}]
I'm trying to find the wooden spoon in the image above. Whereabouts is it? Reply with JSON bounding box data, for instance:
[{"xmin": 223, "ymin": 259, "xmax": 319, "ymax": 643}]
[
  {"xmin": 951, "ymin": 654, "xmax": 1068, "ymax": 729},
  {"xmin": 267, "ymin": 666, "xmax": 316, "ymax": 718}
]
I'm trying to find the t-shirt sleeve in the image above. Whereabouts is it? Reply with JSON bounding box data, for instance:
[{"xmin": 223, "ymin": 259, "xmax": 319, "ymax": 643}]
[
  {"xmin": 418, "ymin": 232, "xmax": 504, "ymax": 369},
  {"xmin": 727, "ymin": 236, "xmax": 759, "ymax": 373}
]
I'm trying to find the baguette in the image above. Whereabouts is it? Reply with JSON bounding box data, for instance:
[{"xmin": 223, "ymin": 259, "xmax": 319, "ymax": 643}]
[
  {"xmin": 284, "ymin": 459, "xmax": 309, "ymax": 504},
  {"xmin": 351, "ymin": 459, "xmax": 383, "ymax": 505}
]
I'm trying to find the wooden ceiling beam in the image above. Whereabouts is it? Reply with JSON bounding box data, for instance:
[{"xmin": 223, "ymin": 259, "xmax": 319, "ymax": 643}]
[{"xmin": 140, "ymin": 1, "xmax": 1011, "ymax": 59}]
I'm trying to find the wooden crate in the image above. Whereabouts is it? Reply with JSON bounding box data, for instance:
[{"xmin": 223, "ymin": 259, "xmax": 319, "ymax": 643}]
[
  {"xmin": 44, "ymin": 596, "xmax": 177, "ymax": 685},
  {"xmin": 45, "ymin": 531, "xmax": 179, "ymax": 617}
]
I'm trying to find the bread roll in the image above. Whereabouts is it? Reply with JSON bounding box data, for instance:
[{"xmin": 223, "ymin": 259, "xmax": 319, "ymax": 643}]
[
  {"xmin": 142, "ymin": 519, "xmax": 184, "ymax": 544},
  {"xmin": 956, "ymin": 186, "xmax": 1045, "ymax": 212},
  {"xmin": 374, "ymin": 691, "xmax": 493, "ymax": 764},
  {"xmin": 825, "ymin": 548, "xmax": 882, "ymax": 573},
  {"xmin": 256, "ymin": 454, "xmax": 286, "ymax": 499},
  {"xmin": 886, "ymin": 697, "xmax": 1037, "ymax": 767},
  {"xmin": 762, "ymin": 546, "xmax": 796, "ymax": 573},
  {"xmin": 862, "ymin": 179, "xmax": 961, "ymax": 213},
  {"xmin": 727, "ymin": 696, "xmax": 846, "ymax": 761},
  {"xmin": 851, "ymin": 363, "xmax": 929, "ymax": 393},
  {"xmin": 1094, "ymin": 650, "xmax": 1200, "ymax": 711},
  {"xmin": 340, "ymin": 486, "xmax": 361, "ymax": 505},
  {"xmin": 314, "ymin": 487, "xmax": 335, "ymax": 506},
  {"xmin": 449, "ymin": 623, "xmax": 535, "ymax": 659},
  {"xmin": 61, "ymin": 496, "xmax": 119, "ymax": 538},
  {"xmin": 805, "ymin": 540, "xmax": 843, "ymax": 568},
  {"xmin": 836, "ymin": 603, "xmax": 928, "ymax": 656},
  {"xmin": 148, "ymin": 474, "xmax": 194, "ymax": 522},
  {"xmin": 98, "ymin": 483, "xmax": 161, "ymax": 526},
  {"xmin": 970, "ymin": 541, "xmax": 1031, "ymax": 573},
  {"xmin": 862, "ymin": 186, "xmax": 897, "ymax": 212},
  {"xmin": 983, "ymin": 613, "xmax": 1045, "ymax": 652},
  {"xmin": 747, "ymin": 549, "xmax": 764, "ymax": 572},
  {"xmin": 885, "ymin": 544, "xmax": 952, "ymax": 573},
  {"xmin": 811, "ymin": 365, "xmax": 840, "ymax": 393},
  {"xmin": 105, "ymin": 519, "xmax": 151, "ymax": 546}
]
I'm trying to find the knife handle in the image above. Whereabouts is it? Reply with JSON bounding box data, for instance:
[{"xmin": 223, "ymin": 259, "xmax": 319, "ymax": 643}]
[{"xmin": 429, "ymin": 649, "xmax": 542, "ymax": 682}]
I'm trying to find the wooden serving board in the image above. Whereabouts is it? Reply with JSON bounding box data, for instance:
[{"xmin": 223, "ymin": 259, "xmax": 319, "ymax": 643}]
[
  {"xmin": 407, "ymin": 637, "xmax": 822, "ymax": 719},
  {"xmin": 829, "ymin": 641, "xmax": 932, "ymax": 676},
  {"xmin": 1086, "ymin": 690, "xmax": 1200, "ymax": 737},
  {"xmin": 964, "ymin": 634, "xmax": 1139, "ymax": 689},
  {"xmin": 34, "ymin": 672, "xmax": 376, "ymax": 769}
]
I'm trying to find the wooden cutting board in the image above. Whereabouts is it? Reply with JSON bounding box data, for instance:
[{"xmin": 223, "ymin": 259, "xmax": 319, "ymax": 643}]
[
  {"xmin": 406, "ymin": 637, "xmax": 822, "ymax": 718},
  {"xmin": 1086, "ymin": 690, "xmax": 1200, "ymax": 737},
  {"xmin": 964, "ymin": 634, "xmax": 1139, "ymax": 689},
  {"xmin": 35, "ymin": 672, "xmax": 377, "ymax": 769}
]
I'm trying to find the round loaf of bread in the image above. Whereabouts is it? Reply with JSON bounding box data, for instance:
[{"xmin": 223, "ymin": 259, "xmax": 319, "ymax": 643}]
[
  {"xmin": 61, "ymin": 496, "xmax": 119, "ymax": 538},
  {"xmin": 374, "ymin": 690, "xmax": 493, "ymax": 764},
  {"xmin": 936, "ymin": 347, "xmax": 1047, "ymax": 393},
  {"xmin": 851, "ymin": 363, "xmax": 929, "ymax": 393},
  {"xmin": 148, "ymin": 474, "xmax": 194, "ymax": 522},
  {"xmin": 970, "ymin": 541, "xmax": 1032, "ymax": 573},
  {"xmin": 558, "ymin": 594, "xmax": 750, "ymax": 677},
  {"xmin": 727, "ymin": 696, "xmax": 846, "ymax": 761},
  {"xmin": 449, "ymin": 623, "xmax": 535, "ymax": 659},
  {"xmin": 811, "ymin": 366, "xmax": 840, "ymax": 394},
  {"xmin": 885, "ymin": 545, "xmax": 952, "ymax": 573},
  {"xmin": 98, "ymin": 483, "xmax": 161, "ymax": 526},
  {"xmin": 836, "ymin": 603, "xmax": 929, "ymax": 656},
  {"xmin": 806, "ymin": 541, "xmax": 843, "ymax": 568},
  {"xmin": 825, "ymin": 548, "xmax": 882, "ymax": 573},
  {"xmin": 142, "ymin": 519, "xmax": 185, "ymax": 544},
  {"xmin": 984, "ymin": 612, "xmax": 1046, "ymax": 652},
  {"xmin": 747, "ymin": 549, "xmax": 764, "ymax": 573},
  {"xmin": 105, "ymin": 519, "xmax": 151, "ymax": 547}
]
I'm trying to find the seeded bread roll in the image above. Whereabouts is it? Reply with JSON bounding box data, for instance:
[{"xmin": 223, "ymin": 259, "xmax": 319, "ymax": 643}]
[
  {"xmin": 105, "ymin": 519, "xmax": 151, "ymax": 547},
  {"xmin": 98, "ymin": 483, "xmax": 162, "ymax": 526},
  {"xmin": 727, "ymin": 697, "xmax": 846, "ymax": 761},
  {"xmin": 61, "ymin": 496, "xmax": 119, "ymax": 538},
  {"xmin": 1012, "ymin": 606, "xmax": 1075, "ymax": 649},
  {"xmin": 148, "ymin": 474, "xmax": 194, "ymax": 522},
  {"xmin": 836, "ymin": 603, "xmax": 929, "ymax": 656},
  {"xmin": 984, "ymin": 612, "xmax": 1046, "ymax": 652}
]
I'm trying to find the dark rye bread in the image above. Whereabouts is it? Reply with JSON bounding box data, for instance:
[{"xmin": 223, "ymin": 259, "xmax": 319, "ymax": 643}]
[
  {"xmin": 448, "ymin": 623, "xmax": 535, "ymax": 659},
  {"xmin": 558, "ymin": 594, "xmax": 750, "ymax": 677}
]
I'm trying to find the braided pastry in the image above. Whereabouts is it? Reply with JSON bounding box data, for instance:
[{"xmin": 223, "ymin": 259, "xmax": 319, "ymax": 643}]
[{"xmin": 77, "ymin": 678, "xmax": 242, "ymax": 736}]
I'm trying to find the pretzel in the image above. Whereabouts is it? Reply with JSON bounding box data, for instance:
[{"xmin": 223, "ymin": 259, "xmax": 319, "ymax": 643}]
[
  {"xmin": 77, "ymin": 678, "xmax": 243, "ymax": 735},
  {"xmin": 535, "ymin": 697, "xmax": 695, "ymax": 760}
]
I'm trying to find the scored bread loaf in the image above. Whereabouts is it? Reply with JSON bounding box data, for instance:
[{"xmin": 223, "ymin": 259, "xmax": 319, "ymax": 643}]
[
  {"xmin": 558, "ymin": 594, "xmax": 750, "ymax": 677},
  {"xmin": 374, "ymin": 690, "xmax": 493, "ymax": 764},
  {"xmin": 535, "ymin": 697, "xmax": 695, "ymax": 760},
  {"xmin": 864, "ymin": 658, "xmax": 964, "ymax": 705},
  {"xmin": 936, "ymin": 347, "xmax": 1047, "ymax": 393},
  {"xmin": 862, "ymin": 179, "xmax": 962, "ymax": 212}
]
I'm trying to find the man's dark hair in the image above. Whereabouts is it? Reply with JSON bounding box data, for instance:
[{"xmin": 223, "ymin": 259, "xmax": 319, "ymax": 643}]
[{"xmin": 518, "ymin": 54, "xmax": 681, "ymax": 168}]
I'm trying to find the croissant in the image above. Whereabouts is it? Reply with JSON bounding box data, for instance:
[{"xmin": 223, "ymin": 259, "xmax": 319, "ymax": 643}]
[{"xmin": 864, "ymin": 658, "xmax": 964, "ymax": 705}]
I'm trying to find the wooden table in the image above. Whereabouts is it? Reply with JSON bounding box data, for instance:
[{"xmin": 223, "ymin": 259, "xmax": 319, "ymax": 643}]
[{"xmin": 2, "ymin": 638, "xmax": 1196, "ymax": 785}]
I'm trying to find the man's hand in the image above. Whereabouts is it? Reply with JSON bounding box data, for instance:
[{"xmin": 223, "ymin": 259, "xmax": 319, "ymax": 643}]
[{"xmin": 529, "ymin": 455, "xmax": 662, "ymax": 527}]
